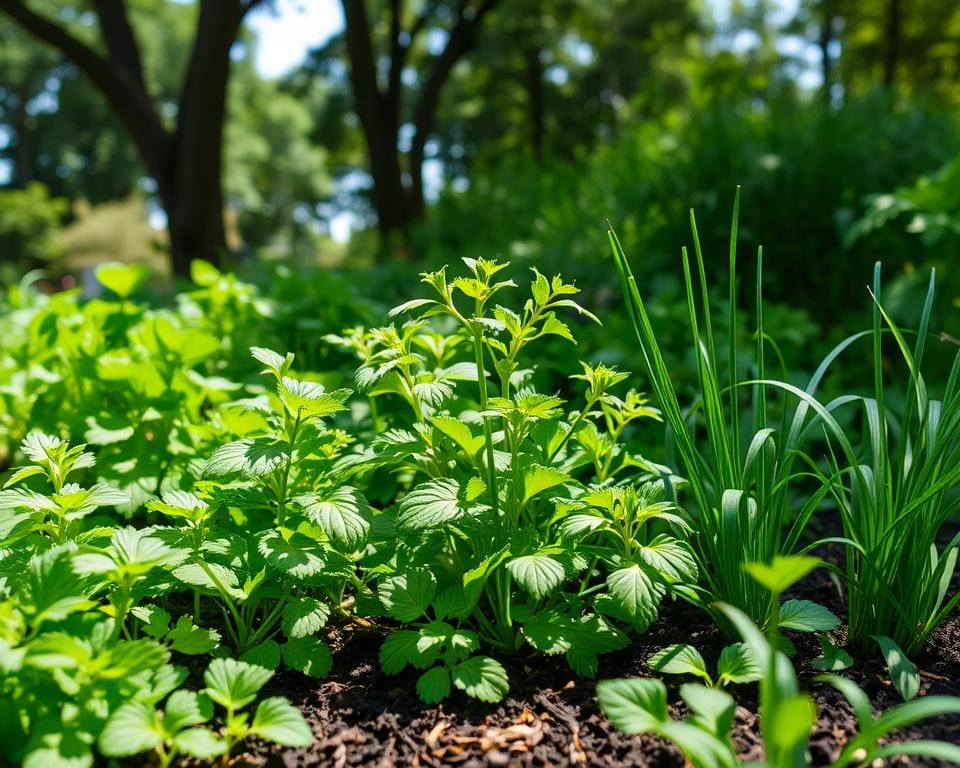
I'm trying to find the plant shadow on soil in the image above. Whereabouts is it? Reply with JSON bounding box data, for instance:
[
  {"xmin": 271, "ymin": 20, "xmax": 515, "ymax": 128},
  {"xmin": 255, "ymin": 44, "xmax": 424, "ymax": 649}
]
[{"xmin": 238, "ymin": 551, "xmax": 960, "ymax": 768}]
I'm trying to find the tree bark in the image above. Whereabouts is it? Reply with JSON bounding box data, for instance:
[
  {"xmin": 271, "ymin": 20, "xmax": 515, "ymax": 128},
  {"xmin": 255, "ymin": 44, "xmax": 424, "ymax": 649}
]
[
  {"xmin": 0, "ymin": 0, "xmax": 261, "ymax": 276},
  {"xmin": 341, "ymin": 0, "xmax": 410, "ymax": 245},
  {"xmin": 883, "ymin": 0, "xmax": 901, "ymax": 87}
]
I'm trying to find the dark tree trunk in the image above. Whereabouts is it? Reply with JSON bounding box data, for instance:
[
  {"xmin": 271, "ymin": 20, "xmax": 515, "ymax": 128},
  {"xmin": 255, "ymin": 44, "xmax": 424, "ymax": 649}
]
[
  {"xmin": 12, "ymin": 97, "xmax": 32, "ymax": 186},
  {"xmin": 524, "ymin": 46, "xmax": 545, "ymax": 163},
  {"xmin": 341, "ymin": 0, "xmax": 410, "ymax": 247},
  {"xmin": 0, "ymin": 0, "xmax": 260, "ymax": 277},
  {"xmin": 883, "ymin": 0, "xmax": 901, "ymax": 87}
]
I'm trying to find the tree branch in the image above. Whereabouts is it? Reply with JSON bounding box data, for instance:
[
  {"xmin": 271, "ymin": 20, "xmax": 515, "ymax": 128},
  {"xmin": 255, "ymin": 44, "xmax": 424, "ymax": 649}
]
[{"xmin": 0, "ymin": 0, "xmax": 169, "ymax": 167}]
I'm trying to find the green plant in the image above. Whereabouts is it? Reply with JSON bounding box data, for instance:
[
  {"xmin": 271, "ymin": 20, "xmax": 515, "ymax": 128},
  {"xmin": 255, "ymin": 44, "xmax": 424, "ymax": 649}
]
[
  {"xmin": 180, "ymin": 346, "xmax": 359, "ymax": 673},
  {"xmin": 99, "ymin": 658, "xmax": 312, "ymax": 767},
  {"xmin": 598, "ymin": 556, "xmax": 960, "ymax": 767},
  {"xmin": 608, "ymin": 192, "xmax": 834, "ymax": 630},
  {"xmin": 331, "ymin": 258, "xmax": 695, "ymax": 701},
  {"xmin": 647, "ymin": 641, "xmax": 760, "ymax": 688}
]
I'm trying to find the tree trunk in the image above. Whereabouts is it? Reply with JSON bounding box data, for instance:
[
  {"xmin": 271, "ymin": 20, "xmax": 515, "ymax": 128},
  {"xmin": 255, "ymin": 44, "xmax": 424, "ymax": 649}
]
[
  {"xmin": 883, "ymin": 0, "xmax": 901, "ymax": 87},
  {"xmin": 13, "ymin": 97, "xmax": 32, "ymax": 186},
  {"xmin": 524, "ymin": 46, "xmax": 545, "ymax": 163}
]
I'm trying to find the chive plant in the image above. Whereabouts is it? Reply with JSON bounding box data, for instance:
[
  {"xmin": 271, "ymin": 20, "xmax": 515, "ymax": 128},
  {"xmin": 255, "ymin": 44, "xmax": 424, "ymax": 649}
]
[
  {"xmin": 608, "ymin": 191, "xmax": 833, "ymax": 629},
  {"xmin": 780, "ymin": 266, "xmax": 960, "ymax": 660}
]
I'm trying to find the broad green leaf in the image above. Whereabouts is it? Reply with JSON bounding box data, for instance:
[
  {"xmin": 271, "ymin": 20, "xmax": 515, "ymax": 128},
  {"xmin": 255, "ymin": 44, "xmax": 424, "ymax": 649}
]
[
  {"xmin": 296, "ymin": 487, "xmax": 371, "ymax": 550},
  {"xmin": 251, "ymin": 697, "xmax": 313, "ymax": 747},
  {"xmin": 521, "ymin": 465, "xmax": 570, "ymax": 505},
  {"xmin": 744, "ymin": 556, "xmax": 821, "ymax": 595},
  {"xmin": 98, "ymin": 702, "xmax": 161, "ymax": 756},
  {"xmin": 778, "ymin": 600, "xmax": 839, "ymax": 632},
  {"xmin": 173, "ymin": 728, "xmax": 226, "ymax": 758},
  {"xmin": 279, "ymin": 379, "xmax": 351, "ymax": 419},
  {"xmin": 164, "ymin": 690, "xmax": 213, "ymax": 732},
  {"xmin": 166, "ymin": 616, "xmax": 220, "ymax": 655},
  {"xmin": 716, "ymin": 643, "xmax": 762, "ymax": 685},
  {"xmin": 203, "ymin": 658, "xmax": 273, "ymax": 709},
  {"xmin": 282, "ymin": 636, "xmax": 333, "ymax": 678},
  {"xmin": 240, "ymin": 640, "xmax": 281, "ymax": 669},
  {"xmin": 95, "ymin": 261, "xmax": 151, "ymax": 298},
  {"xmin": 379, "ymin": 630, "xmax": 423, "ymax": 674},
  {"xmin": 451, "ymin": 656, "xmax": 509, "ymax": 702},
  {"xmin": 204, "ymin": 439, "xmax": 289, "ymax": 479},
  {"xmin": 680, "ymin": 683, "xmax": 736, "ymax": 737},
  {"xmin": 872, "ymin": 635, "xmax": 920, "ymax": 701},
  {"xmin": 596, "ymin": 678, "xmax": 668, "ymax": 733},
  {"xmin": 766, "ymin": 694, "xmax": 816, "ymax": 758},
  {"xmin": 432, "ymin": 416, "xmax": 483, "ymax": 456},
  {"xmin": 397, "ymin": 478, "xmax": 484, "ymax": 531},
  {"xmin": 506, "ymin": 553, "xmax": 566, "ymax": 600},
  {"xmin": 23, "ymin": 730, "xmax": 94, "ymax": 768},
  {"xmin": 282, "ymin": 597, "xmax": 331, "ymax": 638},
  {"xmin": 637, "ymin": 535, "xmax": 698, "ymax": 583},
  {"xmin": 171, "ymin": 562, "xmax": 244, "ymax": 601},
  {"xmin": 647, "ymin": 644, "xmax": 710, "ymax": 683},
  {"xmin": 417, "ymin": 666, "xmax": 452, "ymax": 703},
  {"xmin": 258, "ymin": 531, "xmax": 326, "ymax": 579},
  {"xmin": 606, "ymin": 564, "xmax": 664, "ymax": 629},
  {"xmin": 250, "ymin": 346, "xmax": 292, "ymax": 374},
  {"xmin": 379, "ymin": 569, "xmax": 436, "ymax": 622},
  {"xmin": 811, "ymin": 638, "xmax": 853, "ymax": 672}
]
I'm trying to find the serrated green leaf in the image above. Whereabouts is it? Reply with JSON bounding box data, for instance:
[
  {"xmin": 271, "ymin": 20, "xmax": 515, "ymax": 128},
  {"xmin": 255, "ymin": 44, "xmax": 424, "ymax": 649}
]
[
  {"xmin": 163, "ymin": 690, "xmax": 213, "ymax": 731},
  {"xmin": 397, "ymin": 478, "xmax": 484, "ymax": 531},
  {"xmin": 778, "ymin": 600, "xmax": 839, "ymax": 632},
  {"xmin": 636, "ymin": 535, "xmax": 698, "ymax": 583},
  {"xmin": 98, "ymin": 702, "xmax": 161, "ymax": 756},
  {"xmin": 379, "ymin": 569, "xmax": 436, "ymax": 622},
  {"xmin": 282, "ymin": 636, "xmax": 333, "ymax": 678},
  {"xmin": 521, "ymin": 465, "xmax": 570, "ymax": 504},
  {"xmin": 204, "ymin": 439, "xmax": 289, "ymax": 479},
  {"xmin": 716, "ymin": 643, "xmax": 762, "ymax": 685},
  {"xmin": 648, "ymin": 644, "xmax": 710, "ymax": 682},
  {"xmin": 166, "ymin": 616, "xmax": 220, "ymax": 655},
  {"xmin": 296, "ymin": 487, "xmax": 371, "ymax": 550},
  {"xmin": 95, "ymin": 261, "xmax": 151, "ymax": 298},
  {"xmin": 606, "ymin": 564, "xmax": 663, "ymax": 629},
  {"xmin": 417, "ymin": 666, "xmax": 452, "ymax": 703},
  {"xmin": 506, "ymin": 553, "xmax": 566, "ymax": 599},
  {"xmin": 281, "ymin": 597, "xmax": 330, "ymax": 638},
  {"xmin": 251, "ymin": 697, "xmax": 313, "ymax": 746},
  {"xmin": 203, "ymin": 658, "xmax": 273, "ymax": 709},
  {"xmin": 597, "ymin": 678, "xmax": 668, "ymax": 733},
  {"xmin": 379, "ymin": 630, "xmax": 423, "ymax": 675},
  {"xmin": 451, "ymin": 656, "xmax": 509, "ymax": 702},
  {"xmin": 258, "ymin": 531, "xmax": 326, "ymax": 579}
]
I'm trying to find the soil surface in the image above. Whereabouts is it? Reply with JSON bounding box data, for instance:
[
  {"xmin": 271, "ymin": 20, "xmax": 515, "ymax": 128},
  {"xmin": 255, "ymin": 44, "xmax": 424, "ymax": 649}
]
[{"xmin": 238, "ymin": 562, "xmax": 960, "ymax": 768}]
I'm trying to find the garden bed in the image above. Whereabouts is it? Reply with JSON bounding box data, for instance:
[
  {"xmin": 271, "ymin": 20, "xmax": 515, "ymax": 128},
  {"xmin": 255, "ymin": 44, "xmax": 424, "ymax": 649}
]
[{"xmin": 244, "ymin": 569, "xmax": 960, "ymax": 767}]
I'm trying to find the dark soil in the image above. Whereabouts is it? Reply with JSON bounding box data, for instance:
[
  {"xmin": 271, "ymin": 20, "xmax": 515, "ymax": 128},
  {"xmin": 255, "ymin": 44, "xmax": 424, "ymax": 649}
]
[{"xmin": 238, "ymin": 567, "xmax": 960, "ymax": 768}]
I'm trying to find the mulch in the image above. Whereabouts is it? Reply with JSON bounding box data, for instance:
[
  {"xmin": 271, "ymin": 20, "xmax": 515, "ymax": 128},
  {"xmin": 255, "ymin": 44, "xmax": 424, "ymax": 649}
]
[{"xmin": 240, "ymin": 564, "xmax": 960, "ymax": 767}]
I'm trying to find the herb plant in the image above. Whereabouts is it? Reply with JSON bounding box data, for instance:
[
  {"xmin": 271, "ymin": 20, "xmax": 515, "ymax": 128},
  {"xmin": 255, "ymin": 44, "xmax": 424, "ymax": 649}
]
[{"xmin": 332, "ymin": 258, "xmax": 696, "ymax": 701}]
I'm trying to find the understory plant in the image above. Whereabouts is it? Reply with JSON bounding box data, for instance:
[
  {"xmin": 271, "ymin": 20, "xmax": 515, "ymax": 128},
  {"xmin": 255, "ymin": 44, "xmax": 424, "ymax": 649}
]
[
  {"xmin": 598, "ymin": 556, "xmax": 960, "ymax": 768},
  {"xmin": 330, "ymin": 258, "xmax": 698, "ymax": 701},
  {"xmin": 608, "ymin": 191, "xmax": 835, "ymax": 629},
  {"xmin": 765, "ymin": 265, "xmax": 960, "ymax": 684}
]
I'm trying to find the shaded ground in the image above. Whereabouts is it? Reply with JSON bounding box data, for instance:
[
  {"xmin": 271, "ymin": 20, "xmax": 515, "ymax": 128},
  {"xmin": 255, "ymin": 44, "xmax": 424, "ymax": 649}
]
[{"xmin": 240, "ymin": 566, "xmax": 960, "ymax": 767}]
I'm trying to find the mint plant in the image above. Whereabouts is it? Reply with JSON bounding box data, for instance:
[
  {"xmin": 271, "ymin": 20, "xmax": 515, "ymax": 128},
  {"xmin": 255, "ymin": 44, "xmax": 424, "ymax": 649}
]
[
  {"xmin": 99, "ymin": 658, "xmax": 312, "ymax": 767},
  {"xmin": 187, "ymin": 347, "xmax": 361, "ymax": 675},
  {"xmin": 330, "ymin": 258, "xmax": 693, "ymax": 701}
]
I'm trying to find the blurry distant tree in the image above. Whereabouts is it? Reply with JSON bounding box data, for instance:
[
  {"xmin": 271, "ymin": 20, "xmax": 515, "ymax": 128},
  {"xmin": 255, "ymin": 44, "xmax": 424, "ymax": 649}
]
[
  {"xmin": 0, "ymin": 0, "xmax": 267, "ymax": 275},
  {"xmin": 796, "ymin": 0, "xmax": 960, "ymax": 99},
  {"xmin": 305, "ymin": 0, "xmax": 504, "ymax": 251}
]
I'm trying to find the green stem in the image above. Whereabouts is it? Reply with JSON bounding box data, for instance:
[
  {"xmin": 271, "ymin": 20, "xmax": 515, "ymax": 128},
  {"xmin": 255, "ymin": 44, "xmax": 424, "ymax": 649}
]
[
  {"xmin": 277, "ymin": 411, "xmax": 302, "ymax": 527},
  {"xmin": 473, "ymin": 327, "xmax": 500, "ymax": 528}
]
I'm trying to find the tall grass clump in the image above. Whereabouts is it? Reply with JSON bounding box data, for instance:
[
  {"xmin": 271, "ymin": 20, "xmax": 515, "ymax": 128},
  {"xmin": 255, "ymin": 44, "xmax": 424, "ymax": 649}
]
[
  {"xmin": 812, "ymin": 265, "xmax": 960, "ymax": 657},
  {"xmin": 608, "ymin": 190, "xmax": 833, "ymax": 628}
]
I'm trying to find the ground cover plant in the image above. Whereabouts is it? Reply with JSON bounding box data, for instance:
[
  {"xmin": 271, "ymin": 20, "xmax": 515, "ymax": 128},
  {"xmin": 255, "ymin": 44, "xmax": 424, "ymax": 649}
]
[{"xmin": 0, "ymin": 218, "xmax": 958, "ymax": 766}]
